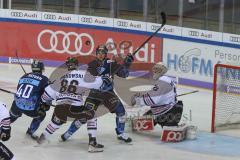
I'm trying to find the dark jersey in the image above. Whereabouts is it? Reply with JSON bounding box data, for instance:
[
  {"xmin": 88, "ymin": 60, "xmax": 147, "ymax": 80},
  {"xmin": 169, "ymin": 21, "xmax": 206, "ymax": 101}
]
[
  {"xmin": 87, "ymin": 58, "xmax": 129, "ymax": 78},
  {"xmin": 14, "ymin": 73, "xmax": 49, "ymax": 111}
]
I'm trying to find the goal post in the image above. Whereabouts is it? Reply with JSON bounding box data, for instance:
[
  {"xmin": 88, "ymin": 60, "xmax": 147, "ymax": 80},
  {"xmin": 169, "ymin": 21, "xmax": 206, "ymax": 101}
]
[{"xmin": 211, "ymin": 63, "xmax": 240, "ymax": 133}]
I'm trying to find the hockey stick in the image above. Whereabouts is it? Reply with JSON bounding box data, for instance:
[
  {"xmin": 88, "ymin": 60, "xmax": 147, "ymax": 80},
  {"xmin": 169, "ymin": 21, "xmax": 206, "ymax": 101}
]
[
  {"xmin": 15, "ymin": 50, "xmax": 27, "ymax": 74},
  {"xmin": 177, "ymin": 90, "xmax": 199, "ymax": 97},
  {"xmin": 0, "ymin": 88, "xmax": 14, "ymax": 94},
  {"xmin": 111, "ymin": 12, "xmax": 166, "ymax": 76},
  {"xmin": 131, "ymin": 12, "xmax": 166, "ymax": 56}
]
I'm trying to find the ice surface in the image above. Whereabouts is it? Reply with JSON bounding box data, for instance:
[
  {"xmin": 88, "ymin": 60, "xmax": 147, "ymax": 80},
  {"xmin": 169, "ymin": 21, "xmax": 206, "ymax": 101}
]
[{"xmin": 0, "ymin": 63, "xmax": 239, "ymax": 160}]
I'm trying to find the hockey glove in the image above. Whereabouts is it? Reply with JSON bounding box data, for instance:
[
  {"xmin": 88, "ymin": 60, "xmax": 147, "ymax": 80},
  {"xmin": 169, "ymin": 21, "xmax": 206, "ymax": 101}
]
[
  {"xmin": 0, "ymin": 127, "xmax": 11, "ymax": 141},
  {"xmin": 131, "ymin": 93, "xmax": 142, "ymax": 106},
  {"xmin": 37, "ymin": 102, "xmax": 50, "ymax": 117},
  {"xmin": 124, "ymin": 54, "xmax": 134, "ymax": 68}
]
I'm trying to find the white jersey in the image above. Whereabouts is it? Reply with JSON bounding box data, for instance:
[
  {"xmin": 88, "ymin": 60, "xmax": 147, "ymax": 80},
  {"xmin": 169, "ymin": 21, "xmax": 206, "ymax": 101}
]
[
  {"xmin": 42, "ymin": 70, "xmax": 103, "ymax": 106},
  {"xmin": 0, "ymin": 101, "xmax": 10, "ymax": 131},
  {"xmin": 136, "ymin": 76, "xmax": 177, "ymax": 115}
]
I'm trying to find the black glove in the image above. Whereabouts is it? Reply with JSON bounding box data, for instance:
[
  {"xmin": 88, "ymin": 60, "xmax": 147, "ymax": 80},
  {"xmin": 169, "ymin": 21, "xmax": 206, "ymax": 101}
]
[
  {"xmin": 0, "ymin": 127, "xmax": 11, "ymax": 141},
  {"xmin": 37, "ymin": 102, "xmax": 50, "ymax": 117},
  {"xmin": 124, "ymin": 54, "xmax": 134, "ymax": 68}
]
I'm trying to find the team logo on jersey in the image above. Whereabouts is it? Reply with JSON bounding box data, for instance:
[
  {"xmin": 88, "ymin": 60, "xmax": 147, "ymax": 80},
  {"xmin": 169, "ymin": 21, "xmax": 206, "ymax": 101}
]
[{"xmin": 96, "ymin": 67, "xmax": 106, "ymax": 74}]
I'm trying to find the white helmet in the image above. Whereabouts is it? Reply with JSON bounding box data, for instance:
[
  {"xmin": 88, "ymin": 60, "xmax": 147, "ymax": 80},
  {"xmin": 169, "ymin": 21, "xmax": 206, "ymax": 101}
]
[{"xmin": 152, "ymin": 62, "xmax": 168, "ymax": 80}]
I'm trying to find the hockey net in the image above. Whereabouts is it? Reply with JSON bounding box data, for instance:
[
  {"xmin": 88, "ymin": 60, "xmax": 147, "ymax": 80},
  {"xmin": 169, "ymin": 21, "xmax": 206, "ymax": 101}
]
[{"xmin": 212, "ymin": 64, "xmax": 240, "ymax": 132}]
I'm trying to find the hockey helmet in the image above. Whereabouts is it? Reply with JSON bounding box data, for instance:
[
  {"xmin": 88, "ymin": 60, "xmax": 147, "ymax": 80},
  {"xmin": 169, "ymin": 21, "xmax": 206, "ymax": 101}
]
[
  {"xmin": 31, "ymin": 60, "xmax": 44, "ymax": 74},
  {"xmin": 96, "ymin": 44, "xmax": 108, "ymax": 55},
  {"xmin": 152, "ymin": 62, "xmax": 168, "ymax": 80},
  {"xmin": 66, "ymin": 57, "xmax": 78, "ymax": 71}
]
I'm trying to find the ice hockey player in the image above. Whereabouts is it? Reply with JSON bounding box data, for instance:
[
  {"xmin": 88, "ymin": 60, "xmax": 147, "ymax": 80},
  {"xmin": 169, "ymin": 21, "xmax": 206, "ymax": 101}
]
[
  {"xmin": 37, "ymin": 57, "xmax": 112, "ymax": 152},
  {"xmin": 0, "ymin": 101, "xmax": 15, "ymax": 160},
  {"xmin": 131, "ymin": 63, "xmax": 188, "ymax": 142},
  {"xmin": 60, "ymin": 45, "xmax": 134, "ymax": 151},
  {"xmin": 9, "ymin": 60, "xmax": 50, "ymax": 140}
]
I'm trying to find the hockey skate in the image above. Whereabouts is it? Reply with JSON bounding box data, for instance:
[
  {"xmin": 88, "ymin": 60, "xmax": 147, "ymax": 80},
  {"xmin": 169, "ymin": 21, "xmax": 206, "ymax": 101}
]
[
  {"xmin": 60, "ymin": 132, "xmax": 71, "ymax": 142},
  {"xmin": 37, "ymin": 133, "xmax": 49, "ymax": 145},
  {"xmin": 88, "ymin": 137, "xmax": 104, "ymax": 153},
  {"xmin": 117, "ymin": 133, "xmax": 132, "ymax": 143},
  {"xmin": 26, "ymin": 129, "xmax": 39, "ymax": 141}
]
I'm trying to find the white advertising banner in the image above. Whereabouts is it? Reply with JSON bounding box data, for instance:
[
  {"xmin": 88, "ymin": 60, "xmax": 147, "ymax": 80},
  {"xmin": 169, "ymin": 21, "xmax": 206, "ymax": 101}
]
[
  {"xmin": 113, "ymin": 18, "xmax": 146, "ymax": 31},
  {"xmin": 0, "ymin": 9, "xmax": 7, "ymax": 18},
  {"xmin": 222, "ymin": 33, "xmax": 240, "ymax": 45},
  {"xmin": 78, "ymin": 15, "xmax": 113, "ymax": 27},
  {"xmin": 6, "ymin": 9, "xmax": 41, "ymax": 20},
  {"xmin": 182, "ymin": 27, "xmax": 222, "ymax": 42},
  {"xmin": 41, "ymin": 12, "xmax": 78, "ymax": 23},
  {"xmin": 147, "ymin": 23, "xmax": 182, "ymax": 36},
  {"xmin": 163, "ymin": 39, "xmax": 240, "ymax": 86}
]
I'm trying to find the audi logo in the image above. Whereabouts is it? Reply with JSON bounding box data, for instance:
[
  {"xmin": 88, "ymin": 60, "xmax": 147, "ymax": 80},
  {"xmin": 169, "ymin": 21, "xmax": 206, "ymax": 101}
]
[
  {"xmin": 37, "ymin": 30, "xmax": 94, "ymax": 55},
  {"xmin": 44, "ymin": 14, "xmax": 57, "ymax": 20},
  {"xmin": 151, "ymin": 25, "xmax": 160, "ymax": 31},
  {"xmin": 188, "ymin": 31, "xmax": 199, "ymax": 37},
  {"xmin": 230, "ymin": 36, "xmax": 240, "ymax": 43},
  {"xmin": 80, "ymin": 17, "xmax": 93, "ymax": 23},
  {"xmin": 117, "ymin": 21, "xmax": 128, "ymax": 27},
  {"xmin": 11, "ymin": 12, "xmax": 24, "ymax": 17}
]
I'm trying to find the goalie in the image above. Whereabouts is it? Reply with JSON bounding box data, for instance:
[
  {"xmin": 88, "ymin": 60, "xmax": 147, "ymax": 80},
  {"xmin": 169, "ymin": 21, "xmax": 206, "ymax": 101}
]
[{"xmin": 131, "ymin": 63, "xmax": 192, "ymax": 142}]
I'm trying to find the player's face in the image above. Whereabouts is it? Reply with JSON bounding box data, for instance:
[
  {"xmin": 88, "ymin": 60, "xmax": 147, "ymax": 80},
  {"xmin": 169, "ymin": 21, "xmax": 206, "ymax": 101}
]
[{"xmin": 96, "ymin": 53, "xmax": 107, "ymax": 61}]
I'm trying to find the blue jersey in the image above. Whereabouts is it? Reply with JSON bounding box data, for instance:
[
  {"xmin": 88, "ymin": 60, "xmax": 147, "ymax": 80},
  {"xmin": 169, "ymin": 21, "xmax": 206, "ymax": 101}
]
[{"xmin": 14, "ymin": 73, "xmax": 49, "ymax": 111}]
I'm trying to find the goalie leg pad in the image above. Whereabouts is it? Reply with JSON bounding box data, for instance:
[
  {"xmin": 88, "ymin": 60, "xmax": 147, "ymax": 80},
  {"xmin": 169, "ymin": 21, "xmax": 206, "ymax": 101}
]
[
  {"xmin": 156, "ymin": 102, "xmax": 183, "ymax": 127},
  {"xmin": 161, "ymin": 124, "xmax": 187, "ymax": 142},
  {"xmin": 132, "ymin": 116, "xmax": 154, "ymax": 131}
]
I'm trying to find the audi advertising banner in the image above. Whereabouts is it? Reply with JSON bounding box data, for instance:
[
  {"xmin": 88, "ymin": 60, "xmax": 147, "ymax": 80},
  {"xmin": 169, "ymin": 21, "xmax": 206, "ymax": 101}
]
[{"xmin": 0, "ymin": 21, "xmax": 162, "ymax": 65}]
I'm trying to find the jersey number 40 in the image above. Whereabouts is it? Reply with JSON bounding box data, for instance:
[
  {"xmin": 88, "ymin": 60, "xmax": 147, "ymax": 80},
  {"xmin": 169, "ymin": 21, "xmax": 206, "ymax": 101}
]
[{"xmin": 16, "ymin": 84, "xmax": 34, "ymax": 98}]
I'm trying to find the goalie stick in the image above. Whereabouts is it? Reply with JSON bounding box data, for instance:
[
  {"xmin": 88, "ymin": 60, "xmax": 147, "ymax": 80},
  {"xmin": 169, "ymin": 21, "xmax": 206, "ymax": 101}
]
[{"xmin": 177, "ymin": 90, "xmax": 199, "ymax": 97}]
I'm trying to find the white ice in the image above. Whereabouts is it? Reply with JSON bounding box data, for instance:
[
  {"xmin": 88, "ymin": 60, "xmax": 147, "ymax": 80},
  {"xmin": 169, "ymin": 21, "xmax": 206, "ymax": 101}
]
[{"xmin": 0, "ymin": 63, "xmax": 239, "ymax": 160}]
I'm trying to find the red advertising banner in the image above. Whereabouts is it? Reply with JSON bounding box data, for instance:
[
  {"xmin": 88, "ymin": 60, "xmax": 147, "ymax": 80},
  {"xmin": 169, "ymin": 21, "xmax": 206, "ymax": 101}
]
[{"xmin": 0, "ymin": 21, "xmax": 162, "ymax": 65}]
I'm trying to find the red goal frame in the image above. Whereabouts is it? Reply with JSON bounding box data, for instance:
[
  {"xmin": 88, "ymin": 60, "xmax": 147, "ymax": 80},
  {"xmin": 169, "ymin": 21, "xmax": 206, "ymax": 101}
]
[{"xmin": 211, "ymin": 63, "xmax": 240, "ymax": 132}]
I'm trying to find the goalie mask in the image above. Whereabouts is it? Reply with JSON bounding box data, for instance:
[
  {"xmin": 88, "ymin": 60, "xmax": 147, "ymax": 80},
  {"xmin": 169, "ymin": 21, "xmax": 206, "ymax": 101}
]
[
  {"xmin": 31, "ymin": 60, "xmax": 44, "ymax": 74},
  {"xmin": 152, "ymin": 62, "xmax": 168, "ymax": 80},
  {"xmin": 66, "ymin": 57, "xmax": 78, "ymax": 71}
]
